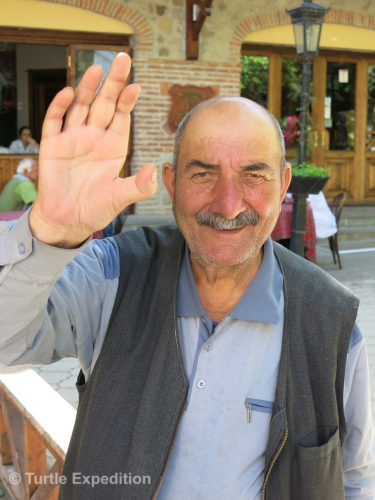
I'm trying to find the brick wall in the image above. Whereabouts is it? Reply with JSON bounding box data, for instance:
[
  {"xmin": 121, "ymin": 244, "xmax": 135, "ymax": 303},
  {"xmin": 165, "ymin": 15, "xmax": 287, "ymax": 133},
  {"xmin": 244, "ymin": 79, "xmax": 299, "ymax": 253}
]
[{"xmin": 132, "ymin": 58, "xmax": 241, "ymax": 214}]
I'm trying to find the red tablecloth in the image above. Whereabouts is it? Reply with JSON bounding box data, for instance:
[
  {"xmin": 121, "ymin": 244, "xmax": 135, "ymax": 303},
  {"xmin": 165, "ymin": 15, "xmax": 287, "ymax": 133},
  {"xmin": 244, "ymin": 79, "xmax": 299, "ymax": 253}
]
[
  {"xmin": 0, "ymin": 210, "xmax": 24, "ymax": 221},
  {"xmin": 271, "ymin": 203, "xmax": 317, "ymax": 263}
]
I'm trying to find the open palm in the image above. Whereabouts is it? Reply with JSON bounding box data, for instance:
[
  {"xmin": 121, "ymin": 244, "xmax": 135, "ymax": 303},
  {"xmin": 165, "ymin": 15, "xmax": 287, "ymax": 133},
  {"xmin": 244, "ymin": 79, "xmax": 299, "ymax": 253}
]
[{"xmin": 30, "ymin": 53, "xmax": 157, "ymax": 248}]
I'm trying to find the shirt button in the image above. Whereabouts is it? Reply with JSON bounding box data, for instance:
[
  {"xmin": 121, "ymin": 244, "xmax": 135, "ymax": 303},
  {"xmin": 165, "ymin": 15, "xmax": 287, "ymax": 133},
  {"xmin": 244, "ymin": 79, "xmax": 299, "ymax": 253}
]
[
  {"xmin": 18, "ymin": 242, "xmax": 26, "ymax": 255},
  {"xmin": 205, "ymin": 343, "xmax": 213, "ymax": 351},
  {"xmin": 197, "ymin": 379, "xmax": 206, "ymax": 389}
]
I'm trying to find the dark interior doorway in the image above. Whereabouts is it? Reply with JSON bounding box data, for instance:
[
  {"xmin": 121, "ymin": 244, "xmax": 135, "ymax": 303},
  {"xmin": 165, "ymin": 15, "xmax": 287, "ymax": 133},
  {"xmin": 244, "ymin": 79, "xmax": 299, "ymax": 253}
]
[{"xmin": 28, "ymin": 68, "xmax": 66, "ymax": 142}]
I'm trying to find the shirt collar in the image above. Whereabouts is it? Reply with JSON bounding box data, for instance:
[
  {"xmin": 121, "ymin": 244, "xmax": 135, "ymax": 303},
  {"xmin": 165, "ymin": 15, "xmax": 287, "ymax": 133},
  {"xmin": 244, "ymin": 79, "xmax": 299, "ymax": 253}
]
[
  {"xmin": 13, "ymin": 174, "xmax": 29, "ymax": 181},
  {"xmin": 177, "ymin": 238, "xmax": 283, "ymax": 324}
]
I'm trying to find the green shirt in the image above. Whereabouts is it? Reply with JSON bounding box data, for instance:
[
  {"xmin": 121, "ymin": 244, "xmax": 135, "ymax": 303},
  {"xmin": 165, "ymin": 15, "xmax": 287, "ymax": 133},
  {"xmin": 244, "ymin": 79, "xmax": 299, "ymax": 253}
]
[{"xmin": 0, "ymin": 175, "xmax": 37, "ymax": 212}]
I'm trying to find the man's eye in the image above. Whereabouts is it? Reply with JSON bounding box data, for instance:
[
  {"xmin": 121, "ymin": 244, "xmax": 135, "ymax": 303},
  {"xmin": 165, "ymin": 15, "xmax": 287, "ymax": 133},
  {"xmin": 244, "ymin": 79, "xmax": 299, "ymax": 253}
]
[
  {"xmin": 244, "ymin": 173, "xmax": 265, "ymax": 184},
  {"xmin": 192, "ymin": 171, "xmax": 212, "ymax": 182}
]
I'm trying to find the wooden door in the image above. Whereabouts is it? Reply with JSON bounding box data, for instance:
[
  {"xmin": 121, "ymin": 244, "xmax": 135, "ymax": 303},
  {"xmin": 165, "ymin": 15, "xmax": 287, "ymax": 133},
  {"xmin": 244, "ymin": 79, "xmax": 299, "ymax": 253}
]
[
  {"xmin": 242, "ymin": 45, "xmax": 375, "ymax": 203},
  {"xmin": 312, "ymin": 56, "xmax": 375, "ymax": 203},
  {"xmin": 312, "ymin": 56, "xmax": 360, "ymax": 202}
]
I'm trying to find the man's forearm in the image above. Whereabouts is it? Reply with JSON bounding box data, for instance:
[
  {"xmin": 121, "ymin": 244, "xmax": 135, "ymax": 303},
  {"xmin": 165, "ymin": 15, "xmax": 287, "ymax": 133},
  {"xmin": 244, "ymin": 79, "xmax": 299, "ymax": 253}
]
[{"xmin": 0, "ymin": 212, "xmax": 87, "ymax": 365}]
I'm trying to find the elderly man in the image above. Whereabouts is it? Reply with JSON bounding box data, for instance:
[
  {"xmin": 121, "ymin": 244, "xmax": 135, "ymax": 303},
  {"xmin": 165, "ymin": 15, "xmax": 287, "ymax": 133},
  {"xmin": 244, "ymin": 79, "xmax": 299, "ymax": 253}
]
[
  {"xmin": 0, "ymin": 157, "xmax": 38, "ymax": 212},
  {"xmin": 0, "ymin": 54, "xmax": 374, "ymax": 499}
]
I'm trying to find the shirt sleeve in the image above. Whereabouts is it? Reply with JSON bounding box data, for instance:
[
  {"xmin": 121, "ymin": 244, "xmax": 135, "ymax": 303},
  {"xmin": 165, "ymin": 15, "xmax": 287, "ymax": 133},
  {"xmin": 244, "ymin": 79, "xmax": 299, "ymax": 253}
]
[
  {"xmin": 15, "ymin": 180, "xmax": 37, "ymax": 205},
  {"xmin": 344, "ymin": 324, "xmax": 375, "ymax": 499},
  {"xmin": 0, "ymin": 211, "xmax": 119, "ymax": 379}
]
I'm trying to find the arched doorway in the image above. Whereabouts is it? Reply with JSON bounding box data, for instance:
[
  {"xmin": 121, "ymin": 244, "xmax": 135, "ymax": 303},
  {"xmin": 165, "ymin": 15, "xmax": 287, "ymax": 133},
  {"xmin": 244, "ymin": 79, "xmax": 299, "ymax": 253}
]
[{"xmin": 242, "ymin": 24, "xmax": 375, "ymax": 204}]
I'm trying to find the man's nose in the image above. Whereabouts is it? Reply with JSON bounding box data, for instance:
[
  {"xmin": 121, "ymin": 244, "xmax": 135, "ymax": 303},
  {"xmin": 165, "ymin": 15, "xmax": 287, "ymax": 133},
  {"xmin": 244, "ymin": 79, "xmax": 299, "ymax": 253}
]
[{"xmin": 210, "ymin": 176, "xmax": 246, "ymax": 220}]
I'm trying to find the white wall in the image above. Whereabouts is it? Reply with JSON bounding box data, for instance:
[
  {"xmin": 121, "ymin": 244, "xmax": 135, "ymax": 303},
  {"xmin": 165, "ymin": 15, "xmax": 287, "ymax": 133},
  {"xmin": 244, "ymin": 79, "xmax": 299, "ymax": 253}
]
[{"xmin": 16, "ymin": 43, "xmax": 66, "ymax": 129}]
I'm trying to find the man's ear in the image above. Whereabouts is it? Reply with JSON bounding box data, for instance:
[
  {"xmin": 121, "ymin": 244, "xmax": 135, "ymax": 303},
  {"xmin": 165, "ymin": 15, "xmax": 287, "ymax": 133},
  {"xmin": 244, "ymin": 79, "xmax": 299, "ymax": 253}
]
[
  {"xmin": 280, "ymin": 162, "xmax": 292, "ymax": 202},
  {"xmin": 162, "ymin": 162, "xmax": 175, "ymax": 200}
]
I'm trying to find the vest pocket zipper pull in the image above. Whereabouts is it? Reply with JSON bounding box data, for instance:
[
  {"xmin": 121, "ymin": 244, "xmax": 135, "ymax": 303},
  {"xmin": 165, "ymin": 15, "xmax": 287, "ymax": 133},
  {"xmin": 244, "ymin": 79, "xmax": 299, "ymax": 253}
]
[{"xmin": 245, "ymin": 400, "xmax": 252, "ymax": 423}]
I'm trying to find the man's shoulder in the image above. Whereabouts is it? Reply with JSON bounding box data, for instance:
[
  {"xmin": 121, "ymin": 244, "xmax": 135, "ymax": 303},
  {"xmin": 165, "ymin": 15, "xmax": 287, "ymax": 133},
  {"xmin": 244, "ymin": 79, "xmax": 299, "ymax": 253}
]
[{"xmin": 272, "ymin": 241, "xmax": 359, "ymax": 311}]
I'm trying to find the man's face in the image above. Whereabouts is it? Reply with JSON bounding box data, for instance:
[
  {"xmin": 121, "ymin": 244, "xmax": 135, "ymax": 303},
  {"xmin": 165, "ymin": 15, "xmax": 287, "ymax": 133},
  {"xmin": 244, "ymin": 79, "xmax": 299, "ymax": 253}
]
[
  {"xmin": 28, "ymin": 161, "xmax": 38, "ymax": 181},
  {"xmin": 163, "ymin": 100, "xmax": 291, "ymax": 269},
  {"xmin": 20, "ymin": 128, "xmax": 32, "ymax": 145}
]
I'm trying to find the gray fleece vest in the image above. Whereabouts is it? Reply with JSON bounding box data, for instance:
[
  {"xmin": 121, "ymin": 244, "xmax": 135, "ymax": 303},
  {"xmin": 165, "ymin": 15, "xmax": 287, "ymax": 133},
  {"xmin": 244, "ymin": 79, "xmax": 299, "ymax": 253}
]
[{"xmin": 60, "ymin": 226, "xmax": 358, "ymax": 500}]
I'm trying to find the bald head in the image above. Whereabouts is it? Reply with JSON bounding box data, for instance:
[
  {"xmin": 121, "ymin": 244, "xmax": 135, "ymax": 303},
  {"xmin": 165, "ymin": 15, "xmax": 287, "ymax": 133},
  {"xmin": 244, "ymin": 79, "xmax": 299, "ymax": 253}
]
[{"xmin": 173, "ymin": 96, "xmax": 286, "ymax": 176}]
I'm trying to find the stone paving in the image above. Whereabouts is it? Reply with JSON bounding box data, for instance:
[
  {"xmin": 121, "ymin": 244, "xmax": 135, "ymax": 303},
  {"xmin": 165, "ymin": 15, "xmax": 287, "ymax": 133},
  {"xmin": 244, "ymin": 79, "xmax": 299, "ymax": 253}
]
[
  {"xmin": 33, "ymin": 357, "xmax": 80, "ymax": 409},
  {"xmin": 31, "ymin": 240, "xmax": 375, "ymax": 427},
  {"xmin": 317, "ymin": 240, "xmax": 375, "ymax": 426}
]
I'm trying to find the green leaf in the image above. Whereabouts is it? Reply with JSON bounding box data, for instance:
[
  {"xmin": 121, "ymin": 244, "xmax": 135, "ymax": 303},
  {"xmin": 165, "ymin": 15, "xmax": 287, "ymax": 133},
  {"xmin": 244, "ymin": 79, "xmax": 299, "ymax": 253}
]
[{"xmin": 291, "ymin": 162, "xmax": 329, "ymax": 177}]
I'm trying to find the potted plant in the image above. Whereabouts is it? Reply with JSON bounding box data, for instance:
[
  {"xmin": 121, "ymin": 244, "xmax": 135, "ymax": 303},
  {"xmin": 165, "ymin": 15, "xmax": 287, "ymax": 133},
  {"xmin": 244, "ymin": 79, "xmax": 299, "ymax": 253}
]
[{"xmin": 289, "ymin": 162, "xmax": 330, "ymax": 195}]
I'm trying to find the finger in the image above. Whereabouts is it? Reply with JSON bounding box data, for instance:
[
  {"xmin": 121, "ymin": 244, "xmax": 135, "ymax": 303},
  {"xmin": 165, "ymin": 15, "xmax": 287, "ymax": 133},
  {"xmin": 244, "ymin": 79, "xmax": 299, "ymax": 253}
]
[
  {"xmin": 112, "ymin": 164, "xmax": 158, "ymax": 210},
  {"xmin": 42, "ymin": 87, "xmax": 75, "ymax": 139},
  {"xmin": 108, "ymin": 84, "xmax": 141, "ymax": 136},
  {"xmin": 87, "ymin": 52, "xmax": 131, "ymax": 128},
  {"xmin": 64, "ymin": 65, "xmax": 104, "ymax": 128}
]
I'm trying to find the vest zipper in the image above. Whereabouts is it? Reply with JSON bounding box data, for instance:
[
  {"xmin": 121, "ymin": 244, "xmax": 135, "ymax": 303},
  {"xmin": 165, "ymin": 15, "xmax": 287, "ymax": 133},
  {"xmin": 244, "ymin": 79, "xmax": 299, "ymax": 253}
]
[
  {"xmin": 152, "ymin": 243, "xmax": 187, "ymax": 499},
  {"xmin": 151, "ymin": 397, "xmax": 187, "ymax": 499},
  {"xmin": 261, "ymin": 427, "xmax": 288, "ymax": 500}
]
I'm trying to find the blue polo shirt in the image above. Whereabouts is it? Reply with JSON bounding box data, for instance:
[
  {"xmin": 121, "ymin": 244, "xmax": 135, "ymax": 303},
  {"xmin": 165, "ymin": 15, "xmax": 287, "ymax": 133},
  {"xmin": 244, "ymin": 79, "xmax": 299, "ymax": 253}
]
[{"xmin": 159, "ymin": 238, "xmax": 285, "ymax": 499}]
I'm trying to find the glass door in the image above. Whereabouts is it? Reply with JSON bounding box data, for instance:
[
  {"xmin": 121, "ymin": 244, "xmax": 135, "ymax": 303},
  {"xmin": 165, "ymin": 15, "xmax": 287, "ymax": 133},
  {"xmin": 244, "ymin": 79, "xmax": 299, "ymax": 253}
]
[
  {"xmin": 68, "ymin": 45, "xmax": 130, "ymax": 89},
  {"xmin": 313, "ymin": 57, "xmax": 371, "ymax": 202}
]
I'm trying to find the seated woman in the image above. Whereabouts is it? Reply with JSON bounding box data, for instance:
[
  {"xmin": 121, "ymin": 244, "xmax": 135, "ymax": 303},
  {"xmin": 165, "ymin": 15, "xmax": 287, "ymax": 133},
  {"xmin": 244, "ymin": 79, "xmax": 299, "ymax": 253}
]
[{"xmin": 9, "ymin": 126, "xmax": 39, "ymax": 154}]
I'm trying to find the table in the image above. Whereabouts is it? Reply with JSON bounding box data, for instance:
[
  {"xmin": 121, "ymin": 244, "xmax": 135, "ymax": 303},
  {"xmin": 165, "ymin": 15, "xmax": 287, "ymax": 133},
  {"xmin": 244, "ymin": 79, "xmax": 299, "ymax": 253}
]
[{"xmin": 271, "ymin": 202, "xmax": 317, "ymax": 263}]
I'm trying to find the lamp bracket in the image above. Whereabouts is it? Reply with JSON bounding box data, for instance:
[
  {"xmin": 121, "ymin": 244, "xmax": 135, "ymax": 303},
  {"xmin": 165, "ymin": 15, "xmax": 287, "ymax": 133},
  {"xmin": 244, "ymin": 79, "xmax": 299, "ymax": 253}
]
[{"xmin": 186, "ymin": 0, "xmax": 213, "ymax": 60}]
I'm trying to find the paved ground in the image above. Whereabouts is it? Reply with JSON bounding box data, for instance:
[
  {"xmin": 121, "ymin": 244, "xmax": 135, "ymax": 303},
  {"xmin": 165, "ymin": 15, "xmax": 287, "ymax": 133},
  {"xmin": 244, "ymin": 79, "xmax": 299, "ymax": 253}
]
[
  {"xmin": 317, "ymin": 240, "xmax": 375, "ymax": 424},
  {"xmin": 31, "ymin": 239, "xmax": 375, "ymax": 424}
]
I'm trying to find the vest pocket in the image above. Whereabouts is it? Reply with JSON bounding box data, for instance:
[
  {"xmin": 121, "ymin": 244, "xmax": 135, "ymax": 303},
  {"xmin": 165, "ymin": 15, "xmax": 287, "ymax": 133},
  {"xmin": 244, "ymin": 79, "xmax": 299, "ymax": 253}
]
[{"xmin": 294, "ymin": 427, "xmax": 344, "ymax": 499}]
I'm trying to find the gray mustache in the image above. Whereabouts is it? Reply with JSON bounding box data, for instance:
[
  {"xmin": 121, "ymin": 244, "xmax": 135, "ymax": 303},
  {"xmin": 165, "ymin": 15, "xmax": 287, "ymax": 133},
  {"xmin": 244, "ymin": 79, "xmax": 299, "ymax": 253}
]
[{"xmin": 196, "ymin": 210, "xmax": 259, "ymax": 230}]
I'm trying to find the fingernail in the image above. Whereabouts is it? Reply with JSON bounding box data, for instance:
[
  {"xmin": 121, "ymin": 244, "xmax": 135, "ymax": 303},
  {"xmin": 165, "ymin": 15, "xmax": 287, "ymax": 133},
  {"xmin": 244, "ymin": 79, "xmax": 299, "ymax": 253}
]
[{"xmin": 152, "ymin": 167, "xmax": 157, "ymax": 184}]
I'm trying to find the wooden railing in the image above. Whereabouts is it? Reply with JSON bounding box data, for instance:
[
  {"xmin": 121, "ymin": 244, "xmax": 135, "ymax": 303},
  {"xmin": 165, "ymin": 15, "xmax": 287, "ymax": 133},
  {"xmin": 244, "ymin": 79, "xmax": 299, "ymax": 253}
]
[{"xmin": 0, "ymin": 368, "xmax": 76, "ymax": 499}]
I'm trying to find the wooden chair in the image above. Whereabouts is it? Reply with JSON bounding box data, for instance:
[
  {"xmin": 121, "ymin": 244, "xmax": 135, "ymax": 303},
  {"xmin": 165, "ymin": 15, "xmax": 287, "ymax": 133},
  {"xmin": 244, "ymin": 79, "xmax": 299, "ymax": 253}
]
[{"xmin": 328, "ymin": 192, "xmax": 346, "ymax": 269}]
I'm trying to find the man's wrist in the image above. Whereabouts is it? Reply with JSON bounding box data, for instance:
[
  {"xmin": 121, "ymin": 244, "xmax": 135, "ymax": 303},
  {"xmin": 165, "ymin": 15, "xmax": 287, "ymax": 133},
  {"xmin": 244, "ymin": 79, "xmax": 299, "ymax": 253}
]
[{"xmin": 29, "ymin": 207, "xmax": 90, "ymax": 249}]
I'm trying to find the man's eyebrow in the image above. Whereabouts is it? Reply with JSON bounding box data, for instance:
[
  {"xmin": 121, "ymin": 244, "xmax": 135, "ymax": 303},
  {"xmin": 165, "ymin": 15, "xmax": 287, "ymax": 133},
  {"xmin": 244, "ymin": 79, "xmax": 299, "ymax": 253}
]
[
  {"xmin": 240, "ymin": 163, "xmax": 275, "ymax": 173},
  {"xmin": 184, "ymin": 160, "xmax": 220, "ymax": 170}
]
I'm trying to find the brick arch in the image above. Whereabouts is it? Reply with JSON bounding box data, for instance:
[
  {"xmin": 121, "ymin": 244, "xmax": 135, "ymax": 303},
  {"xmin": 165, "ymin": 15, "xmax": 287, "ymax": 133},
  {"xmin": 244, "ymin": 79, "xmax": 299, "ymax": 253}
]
[
  {"xmin": 230, "ymin": 8, "xmax": 375, "ymax": 59},
  {"xmin": 40, "ymin": 0, "xmax": 153, "ymax": 52}
]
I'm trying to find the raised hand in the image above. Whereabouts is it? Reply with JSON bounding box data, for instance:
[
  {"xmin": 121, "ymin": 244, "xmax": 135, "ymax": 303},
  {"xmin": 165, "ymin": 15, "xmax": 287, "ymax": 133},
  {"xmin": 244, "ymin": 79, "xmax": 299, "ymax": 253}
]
[{"xmin": 29, "ymin": 52, "xmax": 157, "ymax": 248}]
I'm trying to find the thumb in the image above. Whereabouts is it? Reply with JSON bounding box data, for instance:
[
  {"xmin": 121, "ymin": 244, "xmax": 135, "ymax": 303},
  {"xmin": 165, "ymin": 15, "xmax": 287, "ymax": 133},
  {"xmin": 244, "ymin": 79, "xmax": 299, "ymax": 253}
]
[
  {"xmin": 113, "ymin": 164, "xmax": 158, "ymax": 209},
  {"xmin": 135, "ymin": 164, "xmax": 158, "ymax": 198}
]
